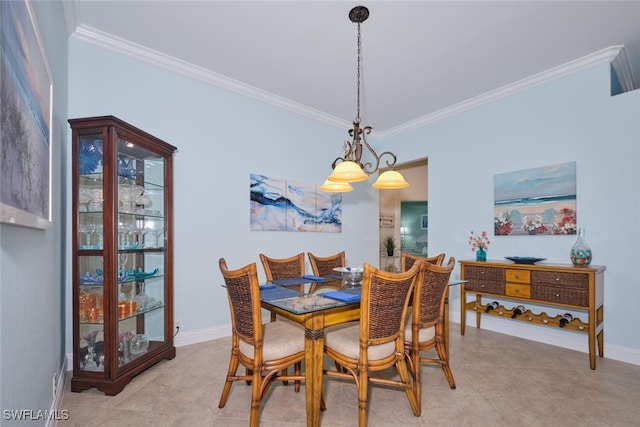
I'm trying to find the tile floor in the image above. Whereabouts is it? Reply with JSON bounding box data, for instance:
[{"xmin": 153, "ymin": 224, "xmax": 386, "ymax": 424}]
[{"xmin": 58, "ymin": 324, "xmax": 640, "ymax": 426}]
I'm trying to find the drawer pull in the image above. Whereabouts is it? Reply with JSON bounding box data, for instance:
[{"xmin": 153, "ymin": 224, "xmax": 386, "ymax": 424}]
[
  {"xmin": 480, "ymin": 271, "xmax": 485, "ymax": 276},
  {"xmin": 473, "ymin": 306, "xmax": 478, "ymax": 311},
  {"xmin": 481, "ymin": 284, "xmax": 485, "ymax": 288},
  {"xmin": 515, "ymin": 274, "xmax": 520, "ymax": 279},
  {"xmin": 515, "ymin": 288, "xmax": 520, "ymax": 293},
  {"xmin": 543, "ymin": 319, "xmax": 549, "ymax": 324},
  {"xmin": 555, "ymin": 277, "xmax": 560, "ymax": 282},
  {"xmin": 578, "ymin": 325, "xmax": 585, "ymax": 330},
  {"xmin": 498, "ymin": 311, "xmax": 503, "ymax": 316},
  {"xmin": 555, "ymin": 293, "xmax": 560, "ymax": 298},
  {"xmin": 527, "ymin": 316, "xmax": 533, "ymax": 321}
]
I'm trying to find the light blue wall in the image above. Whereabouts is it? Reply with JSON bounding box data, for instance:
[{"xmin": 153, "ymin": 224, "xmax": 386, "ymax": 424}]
[
  {"xmin": 380, "ymin": 64, "xmax": 640, "ymax": 360},
  {"xmin": 0, "ymin": 0, "xmax": 69, "ymax": 422},
  {"xmin": 66, "ymin": 38, "xmax": 381, "ymax": 354},
  {"xmin": 67, "ymin": 21, "xmax": 640, "ymax": 365}
]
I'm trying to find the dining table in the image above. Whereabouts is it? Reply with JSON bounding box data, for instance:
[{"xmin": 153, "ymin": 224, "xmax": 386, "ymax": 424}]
[{"xmin": 259, "ymin": 273, "xmax": 465, "ymax": 427}]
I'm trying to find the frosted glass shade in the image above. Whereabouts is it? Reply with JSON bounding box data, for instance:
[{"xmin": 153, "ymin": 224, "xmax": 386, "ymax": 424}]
[
  {"xmin": 327, "ymin": 161, "xmax": 368, "ymax": 183},
  {"xmin": 319, "ymin": 179, "xmax": 353, "ymax": 193},
  {"xmin": 372, "ymin": 170, "xmax": 410, "ymax": 189}
]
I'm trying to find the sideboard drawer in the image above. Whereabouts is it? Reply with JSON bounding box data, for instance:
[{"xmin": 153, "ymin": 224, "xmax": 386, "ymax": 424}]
[
  {"xmin": 464, "ymin": 265, "xmax": 504, "ymax": 280},
  {"xmin": 505, "ymin": 283, "xmax": 531, "ymax": 298},
  {"xmin": 531, "ymin": 283, "xmax": 588, "ymax": 307},
  {"xmin": 531, "ymin": 271, "xmax": 588, "ymax": 288},
  {"xmin": 465, "ymin": 279, "xmax": 505, "ymax": 295},
  {"xmin": 506, "ymin": 269, "xmax": 531, "ymax": 284}
]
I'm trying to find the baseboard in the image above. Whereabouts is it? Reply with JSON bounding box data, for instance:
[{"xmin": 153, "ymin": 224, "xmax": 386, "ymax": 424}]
[
  {"xmin": 449, "ymin": 309, "xmax": 640, "ymax": 366},
  {"xmin": 174, "ymin": 323, "xmax": 231, "ymax": 348},
  {"xmin": 47, "ymin": 357, "xmax": 68, "ymax": 427}
]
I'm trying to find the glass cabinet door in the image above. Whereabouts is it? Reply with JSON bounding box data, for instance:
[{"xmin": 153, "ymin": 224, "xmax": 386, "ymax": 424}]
[
  {"xmin": 115, "ymin": 136, "xmax": 167, "ymax": 371},
  {"xmin": 77, "ymin": 134, "xmax": 105, "ymax": 371}
]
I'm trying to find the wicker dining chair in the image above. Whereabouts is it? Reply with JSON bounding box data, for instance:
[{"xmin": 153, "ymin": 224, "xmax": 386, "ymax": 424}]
[
  {"xmin": 218, "ymin": 258, "xmax": 305, "ymax": 427},
  {"xmin": 323, "ymin": 262, "xmax": 421, "ymax": 426},
  {"xmin": 404, "ymin": 256, "xmax": 456, "ymax": 414},
  {"xmin": 400, "ymin": 251, "xmax": 445, "ymax": 272},
  {"xmin": 259, "ymin": 252, "xmax": 305, "ymax": 321},
  {"xmin": 307, "ymin": 251, "xmax": 345, "ymax": 276}
]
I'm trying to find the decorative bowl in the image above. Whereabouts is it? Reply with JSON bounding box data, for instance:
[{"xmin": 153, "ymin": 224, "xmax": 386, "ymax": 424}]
[
  {"xmin": 333, "ymin": 267, "xmax": 364, "ymax": 284},
  {"xmin": 505, "ymin": 256, "xmax": 546, "ymax": 264}
]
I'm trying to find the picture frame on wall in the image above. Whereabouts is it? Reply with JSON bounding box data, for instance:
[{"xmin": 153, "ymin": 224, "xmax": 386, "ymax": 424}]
[
  {"xmin": 379, "ymin": 213, "xmax": 394, "ymax": 228},
  {"xmin": 420, "ymin": 214, "xmax": 428, "ymax": 229},
  {"xmin": 0, "ymin": 0, "xmax": 53, "ymax": 229}
]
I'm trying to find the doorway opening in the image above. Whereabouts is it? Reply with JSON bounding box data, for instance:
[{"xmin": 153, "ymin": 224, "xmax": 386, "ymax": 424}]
[{"xmin": 378, "ymin": 158, "xmax": 428, "ymax": 272}]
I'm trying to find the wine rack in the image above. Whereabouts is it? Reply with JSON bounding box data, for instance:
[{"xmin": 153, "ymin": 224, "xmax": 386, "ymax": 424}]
[
  {"xmin": 466, "ymin": 301, "xmax": 589, "ymax": 331},
  {"xmin": 459, "ymin": 260, "xmax": 605, "ymax": 369}
]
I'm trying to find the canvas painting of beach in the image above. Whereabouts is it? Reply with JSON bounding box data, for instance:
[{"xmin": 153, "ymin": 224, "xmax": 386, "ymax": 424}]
[{"xmin": 493, "ymin": 162, "xmax": 577, "ymax": 236}]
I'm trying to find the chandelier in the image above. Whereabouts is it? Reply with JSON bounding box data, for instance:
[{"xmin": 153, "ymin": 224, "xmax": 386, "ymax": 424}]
[{"xmin": 321, "ymin": 6, "xmax": 409, "ymax": 193}]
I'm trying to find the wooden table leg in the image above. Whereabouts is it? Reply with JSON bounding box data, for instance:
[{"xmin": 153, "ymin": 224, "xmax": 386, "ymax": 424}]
[
  {"xmin": 460, "ymin": 286, "xmax": 466, "ymax": 335},
  {"xmin": 444, "ymin": 287, "xmax": 450, "ymax": 357},
  {"xmin": 304, "ymin": 314, "xmax": 325, "ymax": 427}
]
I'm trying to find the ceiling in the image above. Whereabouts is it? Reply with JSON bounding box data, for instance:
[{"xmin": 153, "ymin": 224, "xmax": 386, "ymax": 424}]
[{"xmin": 65, "ymin": 1, "xmax": 640, "ymax": 136}]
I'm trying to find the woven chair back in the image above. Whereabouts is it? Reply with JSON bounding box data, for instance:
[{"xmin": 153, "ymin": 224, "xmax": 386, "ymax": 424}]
[
  {"xmin": 219, "ymin": 258, "xmax": 260, "ymax": 342},
  {"xmin": 307, "ymin": 251, "xmax": 345, "ymax": 276},
  {"xmin": 415, "ymin": 257, "xmax": 455, "ymax": 328},
  {"xmin": 259, "ymin": 253, "xmax": 305, "ymax": 281},
  {"xmin": 401, "ymin": 252, "xmax": 445, "ymax": 272},
  {"xmin": 361, "ymin": 262, "xmax": 420, "ymax": 342}
]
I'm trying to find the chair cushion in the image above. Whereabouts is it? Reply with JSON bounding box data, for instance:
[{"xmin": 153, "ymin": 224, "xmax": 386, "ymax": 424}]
[
  {"xmin": 325, "ymin": 322, "xmax": 397, "ymax": 361},
  {"xmin": 239, "ymin": 320, "xmax": 304, "ymax": 361},
  {"xmin": 404, "ymin": 314, "xmax": 436, "ymax": 343}
]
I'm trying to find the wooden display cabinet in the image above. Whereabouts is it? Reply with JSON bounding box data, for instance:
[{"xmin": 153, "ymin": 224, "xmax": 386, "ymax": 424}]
[
  {"xmin": 459, "ymin": 260, "xmax": 605, "ymax": 369},
  {"xmin": 69, "ymin": 116, "xmax": 177, "ymax": 394}
]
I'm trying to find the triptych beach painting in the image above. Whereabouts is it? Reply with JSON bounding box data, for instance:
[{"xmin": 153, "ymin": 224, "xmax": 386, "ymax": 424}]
[{"xmin": 250, "ymin": 174, "xmax": 342, "ymax": 233}]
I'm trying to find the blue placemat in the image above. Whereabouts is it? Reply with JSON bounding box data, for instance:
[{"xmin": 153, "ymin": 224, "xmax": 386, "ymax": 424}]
[
  {"xmin": 259, "ymin": 283, "xmax": 277, "ymax": 289},
  {"xmin": 260, "ymin": 287, "xmax": 304, "ymax": 301},
  {"xmin": 302, "ymin": 274, "xmax": 328, "ymax": 282},
  {"xmin": 322, "ymin": 289, "xmax": 362, "ymax": 303},
  {"xmin": 271, "ymin": 277, "xmax": 310, "ymax": 286}
]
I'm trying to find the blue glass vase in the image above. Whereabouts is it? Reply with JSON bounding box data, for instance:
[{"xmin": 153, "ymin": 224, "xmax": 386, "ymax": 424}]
[{"xmin": 476, "ymin": 248, "xmax": 487, "ymax": 262}]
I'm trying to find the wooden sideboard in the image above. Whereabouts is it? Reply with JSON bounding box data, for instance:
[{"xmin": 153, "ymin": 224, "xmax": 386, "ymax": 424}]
[{"xmin": 459, "ymin": 260, "xmax": 606, "ymax": 369}]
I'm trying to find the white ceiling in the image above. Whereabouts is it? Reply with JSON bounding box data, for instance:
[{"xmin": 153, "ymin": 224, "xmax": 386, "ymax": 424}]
[{"xmin": 66, "ymin": 1, "xmax": 640, "ymax": 135}]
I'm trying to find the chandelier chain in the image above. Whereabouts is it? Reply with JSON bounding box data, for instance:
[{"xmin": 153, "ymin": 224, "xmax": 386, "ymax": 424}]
[{"xmin": 355, "ymin": 22, "xmax": 361, "ymax": 124}]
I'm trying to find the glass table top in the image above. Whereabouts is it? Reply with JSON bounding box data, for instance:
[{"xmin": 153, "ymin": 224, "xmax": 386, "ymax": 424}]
[{"xmin": 259, "ymin": 276, "xmax": 466, "ymax": 316}]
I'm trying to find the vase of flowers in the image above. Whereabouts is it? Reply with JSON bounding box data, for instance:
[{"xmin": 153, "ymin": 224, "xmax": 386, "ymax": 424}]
[{"xmin": 469, "ymin": 231, "xmax": 490, "ymax": 261}]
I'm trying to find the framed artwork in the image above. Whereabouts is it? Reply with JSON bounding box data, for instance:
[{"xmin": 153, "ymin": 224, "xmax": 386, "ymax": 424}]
[
  {"xmin": 493, "ymin": 162, "xmax": 577, "ymax": 236},
  {"xmin": 249, "ymin": 174, "xmax": 342, "ymax": 233},
  {"xmin": 420, "ymin": 214, "xmax": 428, "ymax": 229},
  {"xmin": 379, "ymin": 213, "xmax": 394, "ymax": 228},
  {"xmin": 0, "ymin": 0, "xmax": 53, "ymax": 229}
]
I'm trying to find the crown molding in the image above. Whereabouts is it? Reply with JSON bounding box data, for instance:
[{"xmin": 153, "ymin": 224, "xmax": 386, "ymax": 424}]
[
  {"xmin": 71, "ymin": 25, "xmax": 352, "ymax": 130},
  {"xmin": 611, "ymin": 46, "xmax": 636, "ymax": 93},
  {"xmin": 70, "ymin": 26, "xmax": 623, "ymax": 141},
  {"xmin": 378, "ymin": 45, "xmax": 624, "ymax": 139}
]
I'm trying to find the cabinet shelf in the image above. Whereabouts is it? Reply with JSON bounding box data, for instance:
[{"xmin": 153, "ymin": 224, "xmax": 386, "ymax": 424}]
[{"xmin": 70, "ymin": 115, "xmax": 177, "ymax": 395}]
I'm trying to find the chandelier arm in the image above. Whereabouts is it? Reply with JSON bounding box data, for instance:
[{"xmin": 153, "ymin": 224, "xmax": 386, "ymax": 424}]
[{"xmin": 358, "ymin": 126, "xmax": 397, "ymax": 175}]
